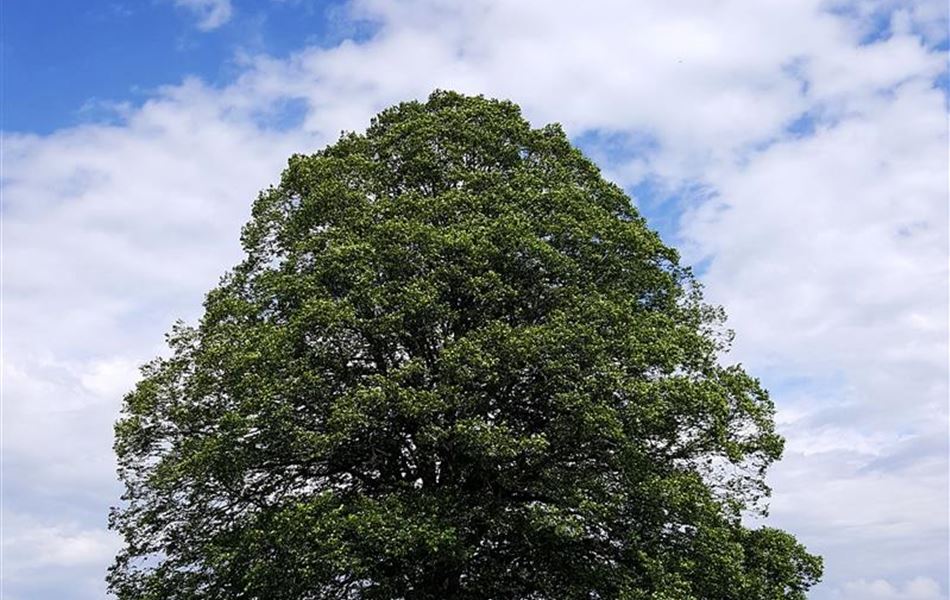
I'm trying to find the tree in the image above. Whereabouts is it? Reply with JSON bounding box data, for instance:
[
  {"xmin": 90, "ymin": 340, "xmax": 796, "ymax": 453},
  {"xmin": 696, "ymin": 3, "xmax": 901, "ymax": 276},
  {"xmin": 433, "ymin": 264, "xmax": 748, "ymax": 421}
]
[{"xmin": 110, "ymin": 91, "xmax": 821, "ymax": 599}]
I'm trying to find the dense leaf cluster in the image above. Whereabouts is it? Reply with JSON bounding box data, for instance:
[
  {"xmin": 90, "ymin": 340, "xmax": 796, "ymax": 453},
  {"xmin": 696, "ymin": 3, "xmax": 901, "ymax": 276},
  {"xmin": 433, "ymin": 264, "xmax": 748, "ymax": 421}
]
[{"xmin": 110, "ymin": 91, "xmax": 821, "ymax": 599}]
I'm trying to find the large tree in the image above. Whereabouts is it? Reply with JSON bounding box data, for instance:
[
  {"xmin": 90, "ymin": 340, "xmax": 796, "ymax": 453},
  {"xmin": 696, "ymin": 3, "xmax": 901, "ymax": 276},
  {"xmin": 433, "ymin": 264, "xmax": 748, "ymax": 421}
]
[{"xmin": 110, "ymin": 91, "xmax": 821, "ymax": 599}]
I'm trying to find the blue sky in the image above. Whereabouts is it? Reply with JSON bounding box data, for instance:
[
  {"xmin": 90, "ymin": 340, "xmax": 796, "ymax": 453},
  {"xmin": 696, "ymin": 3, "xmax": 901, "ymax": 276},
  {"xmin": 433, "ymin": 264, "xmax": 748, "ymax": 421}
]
[
  {"xmin": 3, "ymin": 1, "xmax": 948, "ymax": 599},
  {"xmin": 4, "ymin": 0, "xmax": 362, "ymax": 133}
]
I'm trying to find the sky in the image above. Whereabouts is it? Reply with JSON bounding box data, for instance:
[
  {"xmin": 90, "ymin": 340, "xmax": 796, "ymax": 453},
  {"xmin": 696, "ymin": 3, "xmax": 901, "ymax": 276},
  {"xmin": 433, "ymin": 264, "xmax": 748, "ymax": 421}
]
[{"xmin": 2, "ymin": 1, "xmax": 948, "ymax": 598}]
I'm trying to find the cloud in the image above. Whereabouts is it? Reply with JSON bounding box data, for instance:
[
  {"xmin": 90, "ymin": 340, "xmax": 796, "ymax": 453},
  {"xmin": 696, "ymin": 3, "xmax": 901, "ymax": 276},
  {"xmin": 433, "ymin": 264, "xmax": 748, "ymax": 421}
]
[
  {"xmin": 2, "ymin": 516, "xmax": 121, "ymax": 571},
  {"xmin": 682, "ymin": 72, "xmax": 947, "ymax": 428},
  {"xmin": 173, "ymin": 0, "xmax": 233, "ymax": 31},
  {"xmin": 1, "ymin": 513, "xmax": 122, "ymax": 599},
  {"xmin": 767, "ymin": 439, "xmax": 947, "ymax": 591},
  {"xmin": 835, "ymin": 577, "xmax": 944, "ymax": 600},
  {"xmin": 2, "ymin": 80, "xmax": 320, "ymax": 537},
  {"xmin": 80, "ymin": 357, "xmax": 142, "ymax": 399},
  {"xmin": 3, "ymin": 1, "xmax": 946, "ymax": 598},
  {"xmin": 676, "ymin": 33, "xmax": 948, "ymax": 596}
]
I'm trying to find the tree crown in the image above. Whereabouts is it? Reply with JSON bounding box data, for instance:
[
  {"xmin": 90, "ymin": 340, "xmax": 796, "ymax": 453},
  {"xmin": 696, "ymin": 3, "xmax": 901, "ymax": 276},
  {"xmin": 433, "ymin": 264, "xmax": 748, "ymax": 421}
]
[{"xmin": 110, "ymin": 91, "xmax": 821, "ymax": 599}]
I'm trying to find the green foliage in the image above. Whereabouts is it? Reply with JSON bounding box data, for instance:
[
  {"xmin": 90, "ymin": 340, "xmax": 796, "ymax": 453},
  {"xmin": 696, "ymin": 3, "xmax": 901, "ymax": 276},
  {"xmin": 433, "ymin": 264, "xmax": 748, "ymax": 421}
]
[{"xmin": 110, "ymin": 91, "xmax": 821, "ymax": 599}]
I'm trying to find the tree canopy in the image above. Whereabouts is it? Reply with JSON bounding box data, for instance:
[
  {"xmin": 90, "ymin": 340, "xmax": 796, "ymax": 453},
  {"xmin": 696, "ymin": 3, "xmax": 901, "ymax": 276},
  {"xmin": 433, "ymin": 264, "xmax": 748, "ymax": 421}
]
[{"xmin": 110, "ymin": 91, "xmax": 821, "ymax": 599}]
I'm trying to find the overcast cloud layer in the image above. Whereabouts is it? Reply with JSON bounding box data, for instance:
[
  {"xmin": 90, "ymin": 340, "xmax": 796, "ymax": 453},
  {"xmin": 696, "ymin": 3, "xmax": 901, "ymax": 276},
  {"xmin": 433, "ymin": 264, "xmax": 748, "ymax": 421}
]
[{"xmin": 3, "ymin": 1, "xmax": 948, "ymax": 598}]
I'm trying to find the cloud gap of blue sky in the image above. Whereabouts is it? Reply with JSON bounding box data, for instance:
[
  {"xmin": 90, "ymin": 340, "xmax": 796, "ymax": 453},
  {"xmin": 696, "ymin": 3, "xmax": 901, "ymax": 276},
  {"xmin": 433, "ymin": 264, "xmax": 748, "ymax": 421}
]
[{"xmin": 571, "ymin": 130, "xmax": 697, "ymax": 249}]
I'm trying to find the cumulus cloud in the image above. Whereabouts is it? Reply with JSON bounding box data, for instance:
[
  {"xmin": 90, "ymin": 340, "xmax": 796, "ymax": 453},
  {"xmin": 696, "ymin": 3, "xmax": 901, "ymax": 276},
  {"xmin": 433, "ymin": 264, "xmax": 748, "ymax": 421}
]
[
  {"xmin": 79, "ymin": 357, "xmax": 142, "ymax": 400},
  {"xmin": 675, "ymin": 24, "xmax": 948, "ymax": 595},
  {"xmin": 1, "ymin": 513, "xmax": 122, "ymax": 599},
  {"xmin": 3, "ymin": 516, "xmax": 121, "ymax": 571},
  {"xmin": 3, "ymin": 1, "xmax": 946, "ymax": 598},
  {"xmin": 173, "ymin": 0, "xmax": 233, "ymax": 31},
  {"xmin": 677, "ymin": 54, "xmax": 948, "ymax": 583},
  {"xmin": 682, "ymin": 72, "xmax": 947, "ymax": 430},
  {"xmin": 3, "ymin": 79, "xmax": 320, "ymax": 519},
  {"xmin": 836, "ymin": 577, "xmax": 944, "ymax": 600}
]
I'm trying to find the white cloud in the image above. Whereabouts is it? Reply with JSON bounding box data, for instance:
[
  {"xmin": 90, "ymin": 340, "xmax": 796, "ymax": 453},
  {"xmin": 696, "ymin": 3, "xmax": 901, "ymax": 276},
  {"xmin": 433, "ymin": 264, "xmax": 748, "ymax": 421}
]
[
  {"xmin": 835, "ymin": 577, "xmax": 944, "ymax": 600},
  {"xmin": 3, "ymin": 517, "xmax": 121, "ymax": 571},
  {"xmin": 3, "ymin": 79, "xmax": 320, "ymax": 523},
  {"xmin": 174, "ymin": 0, "xmax": 233, "ymax": 31},
  {"xmin": 1, "ymin": 514, "xmax": 120, "ymax": 599},
  {"xmin": 3, "ymin": 1, "xmax": 946, "ymax": 598},
  {"xmin": 767, "ymin": 441, "xmax": 947, "ymax": 590},
  {"xmin": 80, "ymin": 357, "xmax": 142, "ymax": 399},
  {"xmin": 683, "ymin": 73, "xmax": 948, "ymax": 428},
  {"xmin": 677, "ymin": 37, "xmax": 948, "ymax": 597},
  {"xmin": 1, "ymin": 514, "xmax": 121, "ymax": 600}
]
